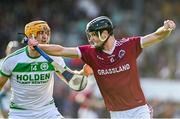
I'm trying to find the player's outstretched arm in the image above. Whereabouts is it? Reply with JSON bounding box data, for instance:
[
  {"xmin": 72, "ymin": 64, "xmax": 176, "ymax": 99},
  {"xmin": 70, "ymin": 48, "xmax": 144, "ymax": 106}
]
[
  {"xmin": 141, "ymin": 20, "xmax": 176, "ymax": 48},
  {"xmin": 39, "ymin": 44, "xmax": 79, "ymax": 58},
  {"xmin": 28, "ymin": 39, "xmax": 79, "ymax": 58}
]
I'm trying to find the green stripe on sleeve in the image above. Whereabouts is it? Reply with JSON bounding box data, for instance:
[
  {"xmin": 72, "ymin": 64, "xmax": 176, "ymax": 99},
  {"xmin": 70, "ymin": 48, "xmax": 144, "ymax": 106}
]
[{"xmin": 0, "ymin": 70, "xmax": 11, "ymax": 77}]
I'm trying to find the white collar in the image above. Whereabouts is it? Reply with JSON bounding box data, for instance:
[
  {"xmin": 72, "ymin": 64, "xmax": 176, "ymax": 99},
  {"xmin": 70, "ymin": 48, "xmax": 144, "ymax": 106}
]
[{"xmin": 103, "ymin": 40, "xmax": 116, "ymax": 55}]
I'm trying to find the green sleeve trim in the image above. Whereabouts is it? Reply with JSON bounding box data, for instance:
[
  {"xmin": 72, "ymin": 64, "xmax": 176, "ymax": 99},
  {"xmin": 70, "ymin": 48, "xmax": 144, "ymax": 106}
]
[{"xmin": 0, "ymin": 70, "xmax": 11, "ymax": 77}]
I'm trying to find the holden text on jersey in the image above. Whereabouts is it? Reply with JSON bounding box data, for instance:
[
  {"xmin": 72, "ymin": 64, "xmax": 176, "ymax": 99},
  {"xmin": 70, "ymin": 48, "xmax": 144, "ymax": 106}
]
[
  {"xmin": 16, "ymin": 73, "xmax": 50, "ymax": 84},
  {"xmin": 97, "ymin": 64, "xmax": 130, "ymax": 75}
]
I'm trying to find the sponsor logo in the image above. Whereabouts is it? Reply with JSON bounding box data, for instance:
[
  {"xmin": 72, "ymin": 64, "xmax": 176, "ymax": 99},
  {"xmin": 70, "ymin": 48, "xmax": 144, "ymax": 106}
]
[
  {"xmin": 16, "ymin": 73, "xmax": 51, "ymax": 84},
  {"xmin": 97, "ymin": 63, "xmax": 130, "ymax": 76}
]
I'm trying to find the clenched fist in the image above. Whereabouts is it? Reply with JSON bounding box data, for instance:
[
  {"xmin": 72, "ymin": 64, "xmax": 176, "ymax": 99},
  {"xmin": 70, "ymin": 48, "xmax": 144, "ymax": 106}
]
[{"xmin": 163, "ymin": 20, "xmax": 176, "ymax": 31}]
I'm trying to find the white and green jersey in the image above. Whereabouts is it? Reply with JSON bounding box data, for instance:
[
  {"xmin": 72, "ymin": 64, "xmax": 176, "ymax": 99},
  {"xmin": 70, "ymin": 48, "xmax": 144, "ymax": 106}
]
[{"xmin": 0, "ymin": 46, "xmax": 65, "ymax": 110}]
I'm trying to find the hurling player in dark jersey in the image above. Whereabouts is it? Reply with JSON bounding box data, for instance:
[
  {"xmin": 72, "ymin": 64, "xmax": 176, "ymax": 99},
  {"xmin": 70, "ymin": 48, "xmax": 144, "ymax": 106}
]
[{"xmin": 28, "ymin": 16, "xmax": 176, "ymax": 118}]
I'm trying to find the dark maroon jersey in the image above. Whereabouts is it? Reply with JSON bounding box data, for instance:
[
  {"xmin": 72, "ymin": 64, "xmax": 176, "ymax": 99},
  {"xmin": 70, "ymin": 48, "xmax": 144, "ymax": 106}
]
[{"xmin": 78, "ymin": 37, "xmax": 146, "ymax": 111}]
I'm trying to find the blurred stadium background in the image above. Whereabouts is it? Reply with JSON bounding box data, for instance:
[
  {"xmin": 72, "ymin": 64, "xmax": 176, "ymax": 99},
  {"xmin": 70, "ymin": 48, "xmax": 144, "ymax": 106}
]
[{"xmin": 0, "ymin": 0, "xmax": 180, "ymax": 118}]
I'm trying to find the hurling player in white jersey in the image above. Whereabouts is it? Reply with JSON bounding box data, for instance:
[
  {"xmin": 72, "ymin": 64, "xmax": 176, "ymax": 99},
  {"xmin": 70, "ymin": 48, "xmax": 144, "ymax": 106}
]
[
  {"xmin": 28, "ymin": 16, "xmax": 176, "ymax": 119},
  {"xmin": 0, "ymin": 21, "xmax": 88, "ymax": 119}
]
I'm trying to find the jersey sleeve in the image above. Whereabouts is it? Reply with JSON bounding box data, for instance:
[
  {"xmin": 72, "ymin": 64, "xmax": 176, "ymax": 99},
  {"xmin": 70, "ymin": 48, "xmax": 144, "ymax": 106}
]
[
  {"xmin": 0, "ymin": 58, "xmax": 12, "ymax": 77},
  {"xmin": 128, "ymin": 36, "xmax": 142, "ymax": 58},
  {"xmin": 78, "ymin": 45, "xmax": 92, "ymax": 65}
]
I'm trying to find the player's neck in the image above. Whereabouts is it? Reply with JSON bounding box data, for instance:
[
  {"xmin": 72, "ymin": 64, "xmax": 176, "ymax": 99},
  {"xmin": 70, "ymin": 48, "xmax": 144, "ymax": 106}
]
[
  {"xmin": 103, "ymin": 36, "xmax": 115, "ymax": 52},
  {"xmin": 27, "ymin": 47, "xmax": 41, "ymax": 58}
]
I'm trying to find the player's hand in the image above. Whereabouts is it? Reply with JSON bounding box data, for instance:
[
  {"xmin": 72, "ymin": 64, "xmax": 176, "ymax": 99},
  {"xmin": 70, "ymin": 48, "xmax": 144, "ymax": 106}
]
[
  {"xmin": 163, "ymin": 20, "xmax": 176, "ymax": 31},
  {"xmin": 83, "ymin": 64, "xmax": 93, "ymax": 76},
  {"xmin": 28, "ymin": 35, "xmax": 38, "ymax": 50}
]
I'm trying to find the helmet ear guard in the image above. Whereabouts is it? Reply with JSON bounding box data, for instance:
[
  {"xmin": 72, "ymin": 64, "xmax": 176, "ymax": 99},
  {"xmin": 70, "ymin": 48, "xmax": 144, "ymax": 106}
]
[
  {"xmin": 24, "ymin": 20, "xmax": 50, "ymax": 38},
  {"xmin": 97, "ymin": 31, "xmax": 106, "ymax": 42}
]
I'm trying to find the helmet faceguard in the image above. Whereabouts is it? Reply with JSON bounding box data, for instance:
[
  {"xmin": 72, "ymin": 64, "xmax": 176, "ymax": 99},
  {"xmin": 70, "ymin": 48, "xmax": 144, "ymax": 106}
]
[
  {"xmin": 85, "ymin": 16, "xmax": 113, "ymax": 49},
  {"xmin": 24, "ymin": 20, "xmax": 50, "ymax": 38}
]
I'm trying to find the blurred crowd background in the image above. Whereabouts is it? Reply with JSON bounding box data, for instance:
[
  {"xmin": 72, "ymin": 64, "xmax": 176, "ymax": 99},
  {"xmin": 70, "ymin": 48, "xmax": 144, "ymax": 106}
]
[{"xmin": 0, "ymin": 0, "xmax": 180, "ymax": 118}]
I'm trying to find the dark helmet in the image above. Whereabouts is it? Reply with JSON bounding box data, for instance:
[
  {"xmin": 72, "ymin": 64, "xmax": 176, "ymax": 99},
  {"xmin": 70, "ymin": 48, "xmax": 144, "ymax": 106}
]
[{"xmin": 86, "ymin": 16, "xmax": 113, "ymax": 35}]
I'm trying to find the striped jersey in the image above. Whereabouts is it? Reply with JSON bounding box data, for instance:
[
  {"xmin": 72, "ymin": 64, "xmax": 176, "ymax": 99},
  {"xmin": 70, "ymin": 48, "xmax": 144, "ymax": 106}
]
[{"xmin": 0, "ymin": 46, "xmax": 65, "ymax": 110}]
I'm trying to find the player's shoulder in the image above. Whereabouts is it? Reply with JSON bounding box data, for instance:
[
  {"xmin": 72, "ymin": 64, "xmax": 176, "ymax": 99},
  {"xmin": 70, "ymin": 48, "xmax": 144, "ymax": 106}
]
[
  {"xmin": 78, "ymin": 45, "xmax": 95, "ymax": 52},
  {"xmin": 116, "ymin": 36, "xmax": 141, "ymax": 46},
  {"xmin": 128, "ymin": 36, "xmax": 141, "ymax": 41},
  {"xmin": 3, "ymin": 47, "xmax": 26, "ymax": 63},
  {"xmin": 79, "ymin": 44, "xmax": 92, "ymax": 49}
]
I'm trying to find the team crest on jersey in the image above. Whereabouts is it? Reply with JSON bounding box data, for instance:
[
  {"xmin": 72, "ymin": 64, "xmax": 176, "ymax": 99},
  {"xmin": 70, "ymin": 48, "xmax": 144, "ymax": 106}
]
[
  {"xmin": 40, "ymin": 63, "xmax": 49, "ymax": 70},
  {"xmin": 118, "ymin": 50, "xmax": 126, "ymax": 59}
]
